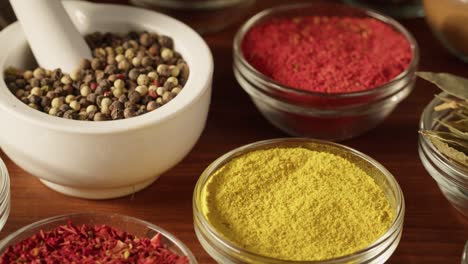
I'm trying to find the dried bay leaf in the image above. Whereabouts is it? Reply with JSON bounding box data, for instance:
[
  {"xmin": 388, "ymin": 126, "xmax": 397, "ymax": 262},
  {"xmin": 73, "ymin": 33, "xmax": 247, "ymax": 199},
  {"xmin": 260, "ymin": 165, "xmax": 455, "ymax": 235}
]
[
  {"xmin": 426, "ymin": 136, "xmax": 468, "ymax": 166},
  {"xmin": 417, "ymin": 72, "xmax": 468, "ymax": 100},
  {"xmin": 437, "ymin": 120, "xmax": 468, "ymax": 139},
  {"xmin": 434, "ymin": 94, "xmax": 468, "ymax": 110},
  {"xmin": 420, "ymin": 130, "xmax": 468, "ymax": 151}
]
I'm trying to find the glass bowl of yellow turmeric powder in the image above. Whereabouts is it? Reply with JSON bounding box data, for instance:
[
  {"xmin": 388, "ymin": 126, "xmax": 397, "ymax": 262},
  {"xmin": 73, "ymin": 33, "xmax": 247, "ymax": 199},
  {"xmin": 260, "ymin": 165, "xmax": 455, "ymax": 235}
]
[{"xmin": 193, "ymin": 138, "xmax": 405, "ymax": 263}]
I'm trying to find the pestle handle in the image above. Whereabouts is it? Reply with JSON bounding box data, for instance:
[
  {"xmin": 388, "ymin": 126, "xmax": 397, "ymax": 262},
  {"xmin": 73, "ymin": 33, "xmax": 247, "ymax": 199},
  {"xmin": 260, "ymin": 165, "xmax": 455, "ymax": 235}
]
[{"xmin": 9, "ymin": 0, "xmax": 92, "ymax": 73}]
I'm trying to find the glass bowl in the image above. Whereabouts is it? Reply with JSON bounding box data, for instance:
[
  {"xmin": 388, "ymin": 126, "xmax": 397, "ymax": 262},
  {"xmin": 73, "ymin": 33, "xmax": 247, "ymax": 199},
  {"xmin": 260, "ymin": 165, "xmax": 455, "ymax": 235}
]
[
  {"xmin": 418, "ymin": 94, "xmax": 468, "ymax": 217},
  {"xmin": 130, "ymin": 0, "xmax": 255, "ymax": 34},
  {"xmin": 0, "ymin": 213, "xmax": 197, "ymax": 263},
  {"xmin": 193, "ymin": 138, "xmax": 405, "ymax": 263},
  {"xmin": 423, "ymin": 0, "xmax": 468, "ymax": 63},
  {"xmin": 0, "ymin": 156, "xmax": 10, "ymax": 233},
  {"xmin": 343, "ymin": 0, "xmax": 424, "ymax": 18},
  {"xmin": 233, "ymin": 3, "xmax": 419, "ymax": 141}
]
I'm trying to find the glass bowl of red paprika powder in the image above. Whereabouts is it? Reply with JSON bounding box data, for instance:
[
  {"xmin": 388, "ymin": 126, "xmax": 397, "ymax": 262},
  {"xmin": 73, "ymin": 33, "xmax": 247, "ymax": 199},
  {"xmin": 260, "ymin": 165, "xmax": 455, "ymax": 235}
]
[
  {"xmin": 0, "ymin": 213, "xmax": 197, "ymax": 263},
  {"xmin": 233, "ymin": 3, "xmax": 419, "ymax": 141}
]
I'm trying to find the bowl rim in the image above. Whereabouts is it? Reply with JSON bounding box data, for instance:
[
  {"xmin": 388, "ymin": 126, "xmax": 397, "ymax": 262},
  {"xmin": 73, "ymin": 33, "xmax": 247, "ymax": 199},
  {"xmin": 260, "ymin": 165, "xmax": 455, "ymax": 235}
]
[
  {"xmin": 0, "ymin": 212, "xmax": 198, "ymax": 263},
  {"xmin": 0, "ymin": 0, "xmax": 213, "ymax": 135},
  {"xmin": 0, "ymin": 158, "xmax": 10, "ymax": 204},
  {"xmin": 233, "ymin": 2, "xmax": 420, "ymax": 99},
  {"xmin": 193, "ymin": 138, "xmax": 405, "ymax": 263}
]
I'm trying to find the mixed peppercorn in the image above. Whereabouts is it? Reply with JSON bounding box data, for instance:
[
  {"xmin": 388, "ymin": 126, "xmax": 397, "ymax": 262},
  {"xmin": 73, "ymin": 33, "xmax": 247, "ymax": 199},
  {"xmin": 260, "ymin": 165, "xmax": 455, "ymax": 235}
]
[
  {"xmin": 0, "ymin": 222, "xmax": 189, "ymax": 264},
  {"xmin": 4, "ymin": 31, "xmax": 189, "ymax": 121}
]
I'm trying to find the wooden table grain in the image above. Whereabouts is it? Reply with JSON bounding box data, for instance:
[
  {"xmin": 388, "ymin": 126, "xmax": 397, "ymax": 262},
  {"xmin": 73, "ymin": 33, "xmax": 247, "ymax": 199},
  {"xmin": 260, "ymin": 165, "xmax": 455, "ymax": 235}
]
[{"xmin": 1, "ymin": 1, "xmax": 468, "ymax": 263}]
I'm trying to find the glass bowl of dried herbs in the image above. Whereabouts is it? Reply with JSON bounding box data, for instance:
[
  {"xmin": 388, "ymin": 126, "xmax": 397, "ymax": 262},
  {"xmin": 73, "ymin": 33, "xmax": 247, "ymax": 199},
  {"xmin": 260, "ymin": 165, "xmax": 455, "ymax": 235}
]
[
  {"xmin": 418, "ymin": 72, "xmax": 468, "ymax": 217},
  {"xmin": 0, "ymin": 213, "xmax": 197, "ymax": 263}
]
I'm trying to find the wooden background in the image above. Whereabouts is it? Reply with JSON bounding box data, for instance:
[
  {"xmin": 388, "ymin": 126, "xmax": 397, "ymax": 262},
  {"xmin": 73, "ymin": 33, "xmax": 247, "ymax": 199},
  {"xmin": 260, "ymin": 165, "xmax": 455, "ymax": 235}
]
[{"xmin": 1, "ymin": 0, "xmax": 468, "ymax": 263}]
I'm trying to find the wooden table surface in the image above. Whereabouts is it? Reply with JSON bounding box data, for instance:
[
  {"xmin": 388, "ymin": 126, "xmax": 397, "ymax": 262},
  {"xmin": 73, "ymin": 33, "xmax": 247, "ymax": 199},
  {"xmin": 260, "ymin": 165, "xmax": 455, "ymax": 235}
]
[{"xmin": 1, "ymin": 0, "xmax": 468, "ymax": 263}]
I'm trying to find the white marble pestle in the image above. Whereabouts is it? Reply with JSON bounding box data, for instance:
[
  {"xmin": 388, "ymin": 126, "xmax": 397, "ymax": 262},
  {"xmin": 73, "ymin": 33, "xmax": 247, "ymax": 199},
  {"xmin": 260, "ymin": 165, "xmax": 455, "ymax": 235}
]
[{"xmin": 9, "ymin": 0, "xmax": 92, "ymax": 73}]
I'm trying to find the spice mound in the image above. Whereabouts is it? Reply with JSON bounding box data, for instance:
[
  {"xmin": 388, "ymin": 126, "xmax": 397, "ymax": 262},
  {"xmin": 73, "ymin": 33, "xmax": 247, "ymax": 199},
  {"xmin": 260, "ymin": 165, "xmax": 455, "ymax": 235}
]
[
  {"xmin": 4, "ymin": 31, "xmax": 189, "ymax": 121},
  {"xmin": 0, "ymin": 222, "xmax": 189, "ymax": 264},
  {"xmin": 201, "ymin": 147, "xmax": 395, "ymax": 261},
  {"xmin": 241, "ymin": 16, "xmax": 412, "ymax": 93}
]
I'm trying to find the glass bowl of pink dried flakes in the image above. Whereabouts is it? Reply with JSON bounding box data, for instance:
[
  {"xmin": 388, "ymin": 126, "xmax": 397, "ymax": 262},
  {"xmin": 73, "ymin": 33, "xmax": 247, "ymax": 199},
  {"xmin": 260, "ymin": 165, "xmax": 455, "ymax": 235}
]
[{"xmin": 0, "ymin": 213, "xmax": 197, "ymax": 263}]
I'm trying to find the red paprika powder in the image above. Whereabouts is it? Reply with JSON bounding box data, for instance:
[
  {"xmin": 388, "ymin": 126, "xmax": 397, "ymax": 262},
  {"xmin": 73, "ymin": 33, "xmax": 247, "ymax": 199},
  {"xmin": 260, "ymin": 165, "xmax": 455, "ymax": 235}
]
[{"xmin": 241, "ymin": 16, "xmax": 412, "ymax": 93}]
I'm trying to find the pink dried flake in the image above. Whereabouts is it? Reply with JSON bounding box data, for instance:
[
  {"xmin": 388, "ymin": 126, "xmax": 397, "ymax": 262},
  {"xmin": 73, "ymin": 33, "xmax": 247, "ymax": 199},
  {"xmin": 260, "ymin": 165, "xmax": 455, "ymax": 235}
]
[{"xmin": 0, "ymin": 221, "xmax": 189, "ymax": 264}]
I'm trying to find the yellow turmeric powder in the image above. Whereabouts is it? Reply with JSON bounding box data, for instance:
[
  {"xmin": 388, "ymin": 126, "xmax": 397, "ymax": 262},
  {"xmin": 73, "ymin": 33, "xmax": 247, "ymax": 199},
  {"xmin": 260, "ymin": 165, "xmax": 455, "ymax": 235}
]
[{"xmin": 201, "ymin": 147, "xmax": 395, "ymax": 261}]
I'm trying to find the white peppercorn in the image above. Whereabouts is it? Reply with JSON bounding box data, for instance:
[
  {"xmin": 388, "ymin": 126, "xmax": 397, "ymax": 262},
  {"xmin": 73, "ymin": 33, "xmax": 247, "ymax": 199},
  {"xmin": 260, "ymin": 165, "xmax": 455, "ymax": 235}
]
[
  {"xmin": 23, "ymin": 71, "xmax": 33, "ymax": 80},
  {"xmin": 41, "ymin": 85, "xmax": 50, "ymax": 92},
  {"xmin": 61, "ymin": 75, "xmax": 72, "ymax": 85},
  {"xmin": 115, "ymin": 46, "xmax": 124, "ymax": 54},
  {"xmin": 30, "ymin": 87, "xmax": 43, "ymax": 96},
  {"xmin": 118, "ymin": 60, "xmax": 130, "ymax": 71},
  {"xmin": 65, "ymin": 95, "xmax": 76, "ymax": 104},
  {"xmin": 33, "ymin": 68, "xmax": 45, "ymax": 79},
  {"xmin": 171, "ymin": 87, "xmax": 182, "ymax": 95},
  {"xmin": 114, "ymin": 79, "xmax": 125, "ymax": 90},
  {"xmin": 157, "ymin": 64, "xmax": 171, "ymax": 77},
  {"xmin": 51, "ymin": 97, "xmax": 64, "ymax": 108},
  {"xmin": 125, "ymin": 49, "xmax": 135, "ymax": 59},
  {"xmin": 170, "ymin": 66, "xmax": 180, "ymax": 77},
  {"xmin": 78, "ymin": 112, "xmax": 88, "ymax": 120},
  {"xmin": 161, "ymin": 48, "xmax": 174, "ymax": 61},
  {"xmin": 70, "ymin": 70, "xmax": 81, "ymax": 81},
  {"xmin": 147, "ymin": 71, "xmax": 158, "ymax": 80},
  {"xmin": 28, "ymin": 103, "xmax": 38, "ymax": 109},
  {"xmin": 49, "ymin": 107, "xmax": 58, "ymax": 116},
  {"xmin": 101, "ymin": 97, "xmax": 112, "ymax": 108},
  {"xmin": 148, "ymin": 85, "xmax": 157, "ymax": 94},
  {"xmin": 132, "ymin": 57, "xmax": 141, "ymax": 67},
  {"xmin": 105, "ymin": 46, "xmax": 115, "ymax": 56},
  {"xmin": 86, "ymin": 105, "xmax": 98, "ymax": 114},
  {"xmin": 69, "ymin": 101, "xmax": 81, "ymax": 111},
  {"xmin": 137, "ymin": 74, "xmax": 149, "ymax": 86},
  {"xmin": 162, "ymin": 91, "xmax": 172, "ymax": 103},
  {"xmin": 135, "ymin": 85, "xmax": 148, "ymax": 96},
  {"xmin": 115, "ymin": 54, "xmax": 125, "ymax": 63},
  {"xmin": 80, "ymin": 85, "xmax": 91, "ymax": 97},
  {"xmin": 166, "ymin": 76, "xmax": 179, "ymax": 86},
  {"xmin": 129, "ymin": 40, "xmax": 139, "ymax": 49},
  {"xmin": 113, "ymin": 87, "xmax": 124, "ymax": 98},
  {"xmin": 156, "ymin": 87, "xmax": 166, "ymax": 96},
  {"xmin": 94, "ymin": 112, "xmax": 108, "ymax": 121}
]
